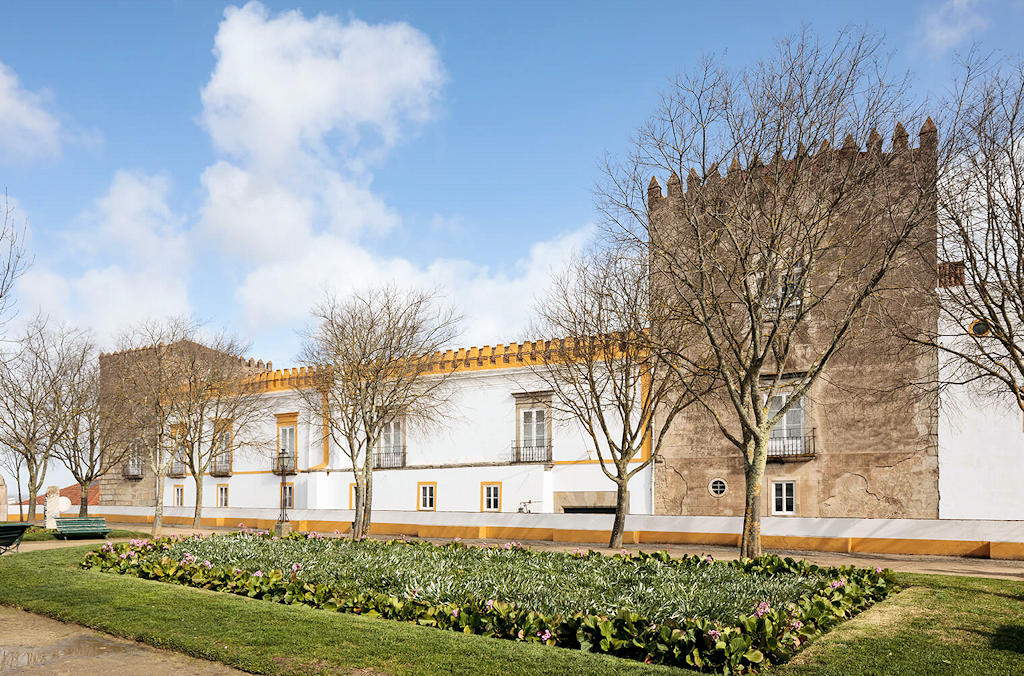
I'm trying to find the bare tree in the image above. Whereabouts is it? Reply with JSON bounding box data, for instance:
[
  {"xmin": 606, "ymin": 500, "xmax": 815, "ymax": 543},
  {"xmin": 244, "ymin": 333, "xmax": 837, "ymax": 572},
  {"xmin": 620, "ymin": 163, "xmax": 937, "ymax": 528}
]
[
  {"xmin": 916, "ymin": 55, "xmax": 1024, "ymax": 417},
  {"xmin": 298, "ymin": 287, "xmax": 461, "ymax": 540},
  {"xmin": 167, "ymin": 336, "xmax": 272, "ymax": 528},
  {"xmin": 0, "ymin": 191, "xmax": 28, "ymax": 328},
  {"xmin": 52, "ymin": 336, "xmax": 134, "ymax": 516},
  {"xmin": 599, "ymin": 28, "xmax": 936, "ymax": 557},
  {"xmin": 107, "ymin": 317, "xmax": 198, "ymax": 535},
  {"xmin": 0, "ymin": 449, "xmax": 25, "ymax": 520},
  {"xmin": 0, "ymin": 318, "xmax": 88, "ymax": 521},
  {"xmin": 530, "ymin": 245, "xmax": 709, "ymax": 548}
]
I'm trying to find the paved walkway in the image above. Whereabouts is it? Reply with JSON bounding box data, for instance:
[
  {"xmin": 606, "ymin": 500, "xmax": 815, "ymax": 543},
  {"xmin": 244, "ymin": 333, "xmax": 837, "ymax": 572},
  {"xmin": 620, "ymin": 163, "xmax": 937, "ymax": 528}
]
[{"xmin": 0, "ymin": 607, "xmax": 241, "ymax": 675}]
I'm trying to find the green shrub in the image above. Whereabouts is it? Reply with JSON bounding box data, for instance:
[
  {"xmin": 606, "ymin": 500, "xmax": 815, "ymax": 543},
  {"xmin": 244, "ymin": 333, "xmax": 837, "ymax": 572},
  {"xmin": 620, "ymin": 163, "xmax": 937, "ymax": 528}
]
[{"xmin": 82, "ymin": 533, "xmax": 895, "ymax": 674}]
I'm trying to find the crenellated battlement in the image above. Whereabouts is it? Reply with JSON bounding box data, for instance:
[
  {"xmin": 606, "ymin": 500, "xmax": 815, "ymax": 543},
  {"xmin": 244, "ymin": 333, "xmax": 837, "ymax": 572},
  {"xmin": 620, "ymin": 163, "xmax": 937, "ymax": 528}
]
[{"xmin": 647, "ymin": 119, "xmax": 937, "ymax": 205}]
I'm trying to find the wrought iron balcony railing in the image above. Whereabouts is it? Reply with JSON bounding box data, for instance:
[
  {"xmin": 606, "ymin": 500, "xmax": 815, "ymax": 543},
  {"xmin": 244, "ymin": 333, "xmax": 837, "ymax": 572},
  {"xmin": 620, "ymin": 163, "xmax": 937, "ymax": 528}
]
[
  {"xmin": 210, "ymin": 453, "xmax": 232, "ymax": 476},
  {"xmin": 511, "ymin": 441, "xmax": 552, "ymax": 463},
  {"xmin": 272, "ymin": 453, "xmax": 297, "ymax": 475},
  {"xmin": 373, "ymin": 447, "xmax": 406, "ymax": 469},
  {"xmin": 766, "ymin": 428, "xmax": 816, "ymax": 459},
  {"xmin": 123, "ymin": 457, "xmax": 144, "ymax": 480},
  {"xmin": 168, "ymin": 460, "xmax": 187, "ymax": 477}
]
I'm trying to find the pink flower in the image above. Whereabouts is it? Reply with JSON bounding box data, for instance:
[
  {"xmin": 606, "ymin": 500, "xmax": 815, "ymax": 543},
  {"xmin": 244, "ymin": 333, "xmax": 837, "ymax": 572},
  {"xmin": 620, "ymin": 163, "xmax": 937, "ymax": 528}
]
[
  {"xmin": 334, "ymin": 529, "xmax": 340, "ymax": 535},
  {"xmin": 621, "ymin": 549, "xmax": 628, "ymax": 556},
  {"xmin": 830, "ymin": 578, "xmax": 846, "ymax": 589},
  {"xmin": 875, "ymin": 567, "xmax": 883, "ymax": 574},
  {"xmin": 485, "ymin": 599, "xmax": 494, "ymax": 611},
  {"xmin": 503, "ymin": 542, "xmax": 512, "ymax": 550},
  {"xmin": 705, "ymin": 554, "xmax": 714, "ymax": 563},
  {"xmin": 754, "ymin": 601, "xmax": 771, "ymax": 618},
  {"xmin": 790, "ymin": 619, "xmax": 803, "ymax": 630},
  {"xmin": 454, "ymin": 537, "xmax": 461, "ymax": 543},
  {"xmin": 537, "ymin": 629, "xmax": 552, "ymax": 641},
  {"xmin": 707, "ymin": 629, "xmax": 722, "ymax": 641},
  {"xmin": 203, "ymin": 560, "xmax": 212, "ymax": 569},
  {"xmin": 451, "ymin": 608, "xmax": 459, "ymax": 618},
  {"xmin": 254, "ymin": 570, "xmax": 264, "ymax": 578},
  {"xmin": 291, "ymin": 563, "xmax": 302, "ymax": 573}
]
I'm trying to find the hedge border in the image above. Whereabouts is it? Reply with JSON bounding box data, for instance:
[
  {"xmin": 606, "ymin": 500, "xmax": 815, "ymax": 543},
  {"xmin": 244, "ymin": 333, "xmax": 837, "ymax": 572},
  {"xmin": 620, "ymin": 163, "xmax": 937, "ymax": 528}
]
[{"xmin": 81, "ymin": 532, "xmax": 895, "ymax": 674}]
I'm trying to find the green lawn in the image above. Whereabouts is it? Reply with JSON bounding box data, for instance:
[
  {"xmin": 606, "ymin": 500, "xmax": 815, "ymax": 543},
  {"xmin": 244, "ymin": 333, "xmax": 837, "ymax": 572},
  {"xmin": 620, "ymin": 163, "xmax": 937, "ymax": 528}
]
[
  {"xmin": 776, "ymin": 572, "xmax": 1024, "ymax": 675},
  {"xmin": 0, "ymin": 546, "xmax": 679, "ymax": 675},
  {"xmin": 22, "ymin": 527, "xmax": 150, "ymax": 542},
  {"xmin": 0, "ymin": 545, "xmax": 1021, "ymax": 675}
]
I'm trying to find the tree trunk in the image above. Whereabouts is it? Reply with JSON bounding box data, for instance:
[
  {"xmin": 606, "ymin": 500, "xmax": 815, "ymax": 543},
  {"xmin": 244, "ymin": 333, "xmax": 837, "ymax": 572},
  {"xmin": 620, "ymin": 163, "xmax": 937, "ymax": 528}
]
[
  {"xmin": 25, "ymin": 480, "xmax": 37, "ymax": 522},
  {"xmin": 79, "ymin": 481, "xmax": 90, "ymax": 517},
  {"xmin": 607, "ymin": 479, "xmax": 629, "ymax": 549},
  {"xmin": 351, "ymin": 474, "xmax": 364, "ymax": 541},
  {"xmin": 15, "ymin": 465, "xmax": 23, "ymax": 521},
  {"xmin": 740, "ymin": 456, "xmax": 765, "ymax": 559},
  {"xmin": 192, "ymin": 475, "xmax": 204, "ymax": 530},
  {"xmin": 152, "ymin": 471, "xmax": 165, "ymax": 537},
  {"xmin": 360, "ymin": 467, "xmax": 373, "ymax": 538}
]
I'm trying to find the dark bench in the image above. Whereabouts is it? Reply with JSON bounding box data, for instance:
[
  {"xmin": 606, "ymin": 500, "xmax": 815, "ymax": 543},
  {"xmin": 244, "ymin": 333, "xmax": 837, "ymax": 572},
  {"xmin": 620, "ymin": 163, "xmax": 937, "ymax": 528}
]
[
  {"xmin": 0, "ymin": 523, "xmax": 31, "ymax": 555},
  {"xmin": 55, "ymin": 517, "xmax": 111, "ymax": 539}
]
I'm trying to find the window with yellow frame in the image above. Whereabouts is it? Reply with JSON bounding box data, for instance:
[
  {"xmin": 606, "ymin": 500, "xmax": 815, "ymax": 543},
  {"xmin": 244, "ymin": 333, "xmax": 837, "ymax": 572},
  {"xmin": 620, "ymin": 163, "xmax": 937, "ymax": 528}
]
[
  {"xmin": 481, "ymin": 482, "xmax": 501, "ymax": 512},
  {"xmin": 216, "ymin": 484, "xmax": 229, "ymax": 508},
  {"xmin": 349, "ymin": 483, "xmax": 357, "ymax": 509},
  {"xmin": 172, "ymin": 484, "xmax": 184, "ymax": 507},
  {"xmin": 417, "ymin": 482, "xmax": 436, "ymax": 511},
  {"xmin": 280, "ymin": 482, "xmax": 294, "ymax": 509}
]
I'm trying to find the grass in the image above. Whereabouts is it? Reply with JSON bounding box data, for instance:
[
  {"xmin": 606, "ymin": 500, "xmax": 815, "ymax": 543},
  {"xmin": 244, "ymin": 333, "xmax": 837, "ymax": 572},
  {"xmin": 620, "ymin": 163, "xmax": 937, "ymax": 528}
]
[
  {"xmin": 0, "ymin": 546, "xmax": 679, "ymax": 675},
  {"xmin": 776, "ymin": 572, "xmax": 1024, "ymax": 675},
  {"xmin": 1, "ymin": 546, "xmax": 1021, "ymax": 675},
  {"xmin": 157, "ymin": 533, "xmax": 823, "ymax": 622},
  {"xmin": 22, "ymin": 527, "xmax": 151, "ymax": 542}
]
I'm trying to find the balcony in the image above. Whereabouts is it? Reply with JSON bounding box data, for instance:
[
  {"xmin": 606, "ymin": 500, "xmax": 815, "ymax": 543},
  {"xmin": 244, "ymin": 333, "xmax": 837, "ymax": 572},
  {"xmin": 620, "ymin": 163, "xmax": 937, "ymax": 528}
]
[
  {"xmin": 272, "ymin": 453, "xmax": 297, "ymax": 475},
  {"xmin": 766, "ymin": 428, "xmax": 816, "ymax": 461},
  {"xmin": 511, "ymin": 441, "xmax": 552, "ymax": 463},
  {"xmin": 373, "ymin": 447, "xmax": 406, "ymax": 469},
  {"xmin": 122, "ymin": 457, "xmax": 143, "ymax": 480},
  {"xmin": 168, "ymin": 460, "xmax": 187, "ymax": 477},
  {"xmin": 210, "ymin": 453, "xmax": 232, "ymax": 477}
]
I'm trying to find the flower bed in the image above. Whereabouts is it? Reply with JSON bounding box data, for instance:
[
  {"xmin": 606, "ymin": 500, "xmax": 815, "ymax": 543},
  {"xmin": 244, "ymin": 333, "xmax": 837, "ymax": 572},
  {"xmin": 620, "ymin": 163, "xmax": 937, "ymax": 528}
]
[{"xmin": 82, "ymin": 532, "xmax": 895, "ymax": 674}]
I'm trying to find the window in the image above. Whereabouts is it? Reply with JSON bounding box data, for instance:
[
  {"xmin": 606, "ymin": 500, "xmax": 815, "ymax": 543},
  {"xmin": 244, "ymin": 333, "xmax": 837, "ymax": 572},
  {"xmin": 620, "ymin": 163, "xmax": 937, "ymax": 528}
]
[
  {"xmin": 216, "ymin": 484, "xmax": 229, "ymax": 508},
  {"xmin": 418, "ymin": 482, "xmax": 436, "ymax": 511},
  {"xmin": 212, "ymin": 425, "xmax": 232, "ymax": 475},
  {"xmin": 349, "ymin": 483, "xmax": 357, "ymax": 509},
  {"xmin": 276, "ymin": 413, "xmax": 298, "ymax": 472},
  {"xmin": 170, "ymin": 440, "xmax": 187, "ymax": 476},
  {"xmin": 521, "ymin": 408, "xmax": 547, "ymax": 448},
  {"xmin": 513, "ymin": 392, "xmax": 552, "ymax": 462},
  {"xmin": 375, "ymin": 419, "xmax": 405, "ymax": 468},
  {"xmin": 772, "ymin": 481, "xmax": 796, "ymax": 515},
  {"xmin": 281, "ymin": 483, "xmax": 294, "ymax": 510},
  {"xmin": 763, "ymin": 261, "xmax": 805, "ymax": 318},
  {"xmin": 481, "ymin": 482, "xmax": 501, "ymax": 512},
  {"xmin": 708, "ymin": 478, "xmax": 727, "ymax": 497},
  {"xmin": 124, "ymin": 450, "xmax": 144, "ymax": 479},
  {"xmin": 766, "ymin": 393, "xmax": 806, "ymax": 455},
  {"xmin": 172, "ymin": 485, "xmax": 184, "ymax": 507}
]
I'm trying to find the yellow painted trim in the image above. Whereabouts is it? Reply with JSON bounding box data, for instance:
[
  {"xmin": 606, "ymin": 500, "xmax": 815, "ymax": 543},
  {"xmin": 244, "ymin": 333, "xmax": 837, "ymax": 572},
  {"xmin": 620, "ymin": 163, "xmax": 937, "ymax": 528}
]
[
  {"xmin": 172, "ymin": 484, "xmax": 184, "ymax": 507},
  {"xmin": 349, "ymin": 483, "xmax": 356, "ymax": 510},
  {"xmin": 307, "ymin": 393, "xmax": 331, "ymax": 471},
  {"xmin": 417, "ymin": 481, "xmax": 436, "ymax": 511},
  {"xmin": 551, "ymin": 458, "xmax": 647, "ymax": 466},
  {"xmin": 31, "ymin": 510, "xmax": 1024, "ymax": 560},
  {"xmin": 480, "ymin": 482, "xmax": 502, "ymax": 512}
]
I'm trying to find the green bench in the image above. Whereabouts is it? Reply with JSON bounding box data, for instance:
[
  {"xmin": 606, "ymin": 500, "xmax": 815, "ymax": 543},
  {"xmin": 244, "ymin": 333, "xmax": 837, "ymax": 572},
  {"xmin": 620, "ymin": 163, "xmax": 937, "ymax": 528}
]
[
  {"xmin": 0, "ymin": 523, "xmax": 31, "ymax": 555},
  {"xmin": 55, "ymin": 517, "xmax": 111, "ymax": 539}
]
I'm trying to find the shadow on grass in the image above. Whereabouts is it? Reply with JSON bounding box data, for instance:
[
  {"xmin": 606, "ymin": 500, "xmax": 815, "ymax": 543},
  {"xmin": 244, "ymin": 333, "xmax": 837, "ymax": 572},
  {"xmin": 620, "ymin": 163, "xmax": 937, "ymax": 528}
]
[{"xmin": 991, "ymin": 624, "xmax": 1024, "ymax": 654}]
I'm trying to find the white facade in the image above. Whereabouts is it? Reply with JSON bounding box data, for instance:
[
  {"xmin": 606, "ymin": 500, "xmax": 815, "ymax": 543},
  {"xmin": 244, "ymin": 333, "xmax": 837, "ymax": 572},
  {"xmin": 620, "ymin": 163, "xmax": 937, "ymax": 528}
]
[{"xmin": 161, "ymin": 367, "xmax": 653, "ymax": 516}]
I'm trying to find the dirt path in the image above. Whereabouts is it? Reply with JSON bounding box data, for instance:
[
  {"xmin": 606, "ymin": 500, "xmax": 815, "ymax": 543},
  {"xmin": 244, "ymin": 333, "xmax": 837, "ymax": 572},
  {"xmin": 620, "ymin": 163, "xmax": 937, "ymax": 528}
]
[{"xmin": 0, "ymin": 606, "xmax": 242, "ymax": 675}]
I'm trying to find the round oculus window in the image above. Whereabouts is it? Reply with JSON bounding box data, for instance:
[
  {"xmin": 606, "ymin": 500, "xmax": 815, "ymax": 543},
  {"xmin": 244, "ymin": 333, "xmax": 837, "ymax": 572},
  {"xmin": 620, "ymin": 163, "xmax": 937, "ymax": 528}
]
[{"xmin": 709, "ymin": 478, "xmax": 727, "ymax": 497}]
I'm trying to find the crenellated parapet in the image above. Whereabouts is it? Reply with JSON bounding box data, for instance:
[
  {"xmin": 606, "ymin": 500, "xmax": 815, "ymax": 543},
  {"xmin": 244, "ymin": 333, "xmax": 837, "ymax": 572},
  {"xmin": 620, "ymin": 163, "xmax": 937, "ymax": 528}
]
[{"xmin": 646, "ymin": 119, "xmax": 937, "ymax": 207}]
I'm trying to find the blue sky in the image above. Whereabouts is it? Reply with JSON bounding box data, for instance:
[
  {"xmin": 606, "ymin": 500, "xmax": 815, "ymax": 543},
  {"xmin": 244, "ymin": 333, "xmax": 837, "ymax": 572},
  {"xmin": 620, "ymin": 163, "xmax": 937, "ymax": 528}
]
[{"xmin": 1, "ymin": 0, "xmax": 1020, "ymax": 374}]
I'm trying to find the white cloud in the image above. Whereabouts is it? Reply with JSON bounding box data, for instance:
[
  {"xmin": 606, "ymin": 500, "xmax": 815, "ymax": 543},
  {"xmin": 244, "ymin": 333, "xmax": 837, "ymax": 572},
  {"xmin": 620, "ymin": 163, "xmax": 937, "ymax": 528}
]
[
  {"xmin": 17, "ymin": 170, "xmax": 190, "ymax": 344},
  {"xmin": 192, "ymin": 3, "xmax": 595, "ymax": 358},
  {"xmin": 0, "ymin": 60, "xmax": 61, "ymax": 163},
  {"xmin": 918, "ymin": 0, "xmax": 989, "ymax": 54},
  {"xmin": 200, "ymin": 1, "xmax": 444, "ymax": 168}
]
